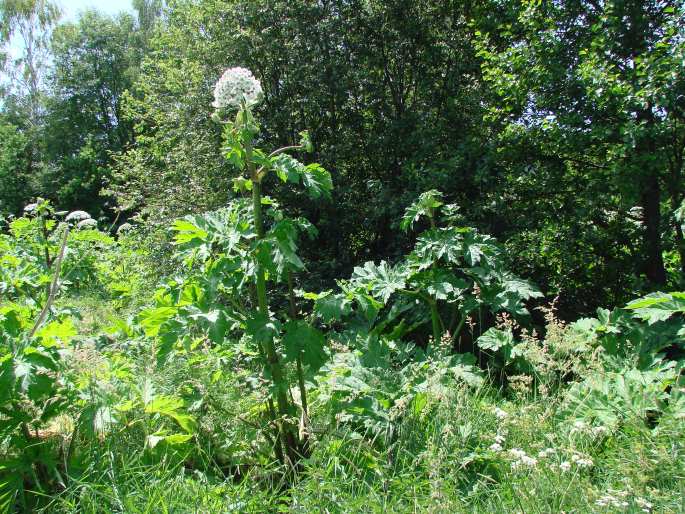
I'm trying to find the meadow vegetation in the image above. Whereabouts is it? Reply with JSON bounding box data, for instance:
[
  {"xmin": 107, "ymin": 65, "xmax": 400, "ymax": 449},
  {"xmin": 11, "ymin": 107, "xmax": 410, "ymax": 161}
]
[{"xmin": 2, "ymin": 1, "xmax": 685, "ymax": 512}]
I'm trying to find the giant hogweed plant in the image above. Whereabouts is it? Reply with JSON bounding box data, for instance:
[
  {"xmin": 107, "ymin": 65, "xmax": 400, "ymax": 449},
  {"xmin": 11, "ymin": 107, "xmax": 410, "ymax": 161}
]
[
  {"xmin": 555, "ymin": 291, "xmax": 685, "ymax": 428},
  {"xmin": 0, "ymin": 202, "xmax": 107, "ymax": 509},
  {"xmin": 301, "ymin": 191, "xmax": 543, "ymax": 439},
  {"xmin": 140, "ymin": 68, "xmax": 332, "ymax": 467},
  {"xmin": 312, "ymin": 190, "xmax": 543, "ymax": 349}
]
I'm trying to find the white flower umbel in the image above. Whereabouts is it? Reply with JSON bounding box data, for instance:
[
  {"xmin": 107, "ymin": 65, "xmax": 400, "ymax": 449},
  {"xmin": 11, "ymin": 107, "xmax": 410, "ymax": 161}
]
[
  {"xmin": 489, "ymin": 442, "xmax": 503, "ymax": 452},
  {"xmin": 76, "ymin": 218, "xmax": 97, "ymax": 230},
  {"xmin": 117, "ymin": 222, "xmax": 133, "ymax": 234},
  {"xmin": 212, "ymin": 67, "xmax": 263, "ymax": 111},
  {"xmin": 65, "ymin": 210, "xmax": 91, "ymax": 222},
  {"xmin": 537, "ymin": 448, "xmax": 556, "ymax": 459},
  {"xmin": 494, "ymin": 407, "xmax": 508, "ymax": 420}
]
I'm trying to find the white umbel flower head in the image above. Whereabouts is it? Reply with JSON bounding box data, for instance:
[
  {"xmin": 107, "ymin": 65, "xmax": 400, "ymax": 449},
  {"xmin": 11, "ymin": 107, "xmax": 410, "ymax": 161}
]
[
  {"xmin": 489, "ymin": 442, "xmax": 503, "ymax": 452},
  {"xmin": 117, "ymin": 222, "xmax": 134, "ymax": 234},
  {"xmin": 212, "ymin": 67, "xmax": 263, "ymax": 110},
  {"xmin": 65, "ymin": 210, "xmax": 91, "ymax": 222},
  {"xmin": 76, "ymin": 218, "xmax": 97, "ymax": 230}
]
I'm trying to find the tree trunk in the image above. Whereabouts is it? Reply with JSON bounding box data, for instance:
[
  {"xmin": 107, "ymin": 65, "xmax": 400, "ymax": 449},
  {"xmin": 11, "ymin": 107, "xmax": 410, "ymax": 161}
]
[{"xmin": 641, "ymin": 172, "xmax": 667, "ymax": 285}]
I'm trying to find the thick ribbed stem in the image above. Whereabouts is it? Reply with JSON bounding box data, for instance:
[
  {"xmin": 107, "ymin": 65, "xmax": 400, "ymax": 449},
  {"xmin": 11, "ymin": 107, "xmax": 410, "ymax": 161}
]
[{"xmin": 245, "ymin": 133, "xmax": 298, "ymax": 464}]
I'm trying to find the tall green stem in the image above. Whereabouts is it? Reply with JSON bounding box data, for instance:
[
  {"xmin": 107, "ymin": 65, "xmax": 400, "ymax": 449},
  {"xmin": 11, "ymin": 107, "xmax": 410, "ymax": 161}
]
[
  {"xmin": 429, "ymin": 299, "xmax": 442, "ymax": 347},
  {"xmin": 245, "ymin": 131, "xmax": 299, "ymax": 463},
  {"xmin": 288, "ymin": 271, "xmax": 309, "ymax": 419}
]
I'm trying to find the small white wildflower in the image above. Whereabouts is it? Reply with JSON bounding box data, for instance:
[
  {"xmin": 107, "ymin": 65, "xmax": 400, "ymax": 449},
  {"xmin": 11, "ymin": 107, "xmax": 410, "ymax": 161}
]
[
  {"xmin": 116, "ymin": 222, "xmax": 133, "ymax": 234},
  {"xmin": 489, "ymin": 443, "xmax": 503, "ymax": 452},
  {"xmin": 494, "ymin": 434, "xmax": 506, "ymax": 444},
  {"xmin": 575, "ymin": 457, "xmax": 593, "ymax": 468},
  {"xmin": 635, "ymin": 497, "xmax": 652, "ymax": 511},
  {"xmin": 591, "ymin": 425, "xmax": 608, "ymax": 437},
  {"xmin": 559, "ymin": 461, "xmax": 571, "ymax": 472},
  {"xmin": 520, "ymin": 455, "xmax": 537, "ymax": 467},
  {"xmin": 508, "ymin": 448, "xmax": 526, "ymax": 459},
  {"xmin": 570, "ymin": 420, "xmax": 588, "ymax": 434},
  {"xmin": 538, "ymin": 448, "xmax": 555, "ymax": 459},
  {"xmin": 212, "ymin": 67, "xmax": 263, "ymax": 110},
  {"xmin": 76, "ymin": 218, "xmax": 97, "ymax": 229},
  {"xmin": 65, "ymin": 210, "xmax": 91, "ymax": 222},
  {"xmin": 596, "ymin": 493, "xmax": 628, "ymax": 509},
  {"xmin": 24, "ymin": 203, "xmax": 38, "ymax": 213},
  {"xmin": 494, "ymin": 407, "xmax": 508, "ymax": 420}
]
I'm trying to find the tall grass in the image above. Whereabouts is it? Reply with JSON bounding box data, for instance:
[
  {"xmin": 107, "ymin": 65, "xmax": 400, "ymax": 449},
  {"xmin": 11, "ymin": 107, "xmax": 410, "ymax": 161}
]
[{"xmin": 40, "ymin": 381, "xmax": 685, "ymax": 513}]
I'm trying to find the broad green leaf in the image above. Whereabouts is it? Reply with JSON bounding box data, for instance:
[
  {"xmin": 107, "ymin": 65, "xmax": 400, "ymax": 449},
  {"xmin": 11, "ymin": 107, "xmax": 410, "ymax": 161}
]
[
  {"xmin": 145, "ymin": 395, "xmax": 197, "ymax": 433},
  {"xmin": 315, "ymin": 292, "xmax": 353, "ymax": 322},
  {"xmin": 301, "ymin": 163, "xmax": 333, "ymax": 199},
  {"xmin": 401, "ymin": 190, "xmax": 443, "ymax": 232},
  {"xmin": 476, "ymin": 327, "xmax": 514, "ymax": 351},
  {"xmin": 412, "ymin": 228, "xmax": 466, "ymax": 268},
  {"xmin": 171, "ymin": 219, "xmax": 208, "ymax": 245},
  {"xmin": 163, "ymin": 433, "xmax": 193, "ymax": 445},
  {"xmin": 421, "ymin": 270, "xmax": 468, "ymax": 301},
  {"xmin": 283, "ymin": 320, "xmax": 328, "ymax": 373},
  {"xmin": 625, "ymin": 292, "xmax": 685, "ymax": 324},
  {"xmin": 245, "ymin": 312, "xmax": 281, "ymax": 345},
  {"xmin": 268, "ymin": 219, "xmax": 305, "ymax": 273},
  {"xmin": 501, "ymin": 278, "xmax": 543, "ymax": 299},
  {"xmin": 36, "ymin": 318, "xmax": 77, "ymax": 347},
  {"xmin": 448, "ymin": 353, "xmax": 484, "ymax": 387},
  {"xmin": 352, "ymin": 261, "xmax": 406, "ymax": 303},
  {"xmin": 0, "ymin": 310, "xmax": 22, "ymax": 337},
  {"xmin": 271, "ymin": 154, "xmax": 305, "ymax": 184},
  {"xmin": 138, "ymin": 306, "xmax": 178, "ymax": 337}
]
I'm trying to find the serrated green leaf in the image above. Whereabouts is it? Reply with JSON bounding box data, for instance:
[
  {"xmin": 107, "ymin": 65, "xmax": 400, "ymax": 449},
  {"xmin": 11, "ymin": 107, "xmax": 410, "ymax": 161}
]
[
  {"xmin": 401, "ymin": 190, "xmax": 443, "ymax": 231},
  {"xmin": 145, "ymin": 395, "xmax": 197, "ymax": 433},
  {"xmin": 171, "ymin": 219, "xmax": 208, "ymax": 245},
  {"xmin": 138, "ymin": 307, "xmax": 178, "ymax": 337},
  {"xmin": 352, "ymin": 261, "xmax": 406, "ymax": 303},
  {"xmin": 245, "ymin": 312, "xmax": 281, "ymax": 345},
  {"xmin": 625, "ymin": 292, "xmax": 685, "ymax": 324},
  {"xmin": 301, "ymin": 163, "xmax": 333, "ymax": 199},
  {"xmin": 36, "ymin": 318, "xmax": 77, "ymax": 347},
  {"xmin": 283, "ymin": 320, "xmax": 328, "ymax": 373},
  {"xmin": 476, "ymin": 327, "xmax": 514, "ymax": 351},
  {"xmin": 315, "ymin": 292, "xmax": 353, "ymax": 322}
]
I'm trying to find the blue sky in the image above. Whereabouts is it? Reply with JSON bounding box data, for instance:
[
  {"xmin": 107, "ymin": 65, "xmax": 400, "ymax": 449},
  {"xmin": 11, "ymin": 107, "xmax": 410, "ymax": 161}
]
[
  {"xmin": 4, "ymin": 0, "xmax": 133, "ymax": 58},
  {"xmin": 1, "ymin": 0, "xmax": 134, "ymax": 84},
  {"xmin": 57, "ymin": 0, "xmax": 134, "ymax": 21}
]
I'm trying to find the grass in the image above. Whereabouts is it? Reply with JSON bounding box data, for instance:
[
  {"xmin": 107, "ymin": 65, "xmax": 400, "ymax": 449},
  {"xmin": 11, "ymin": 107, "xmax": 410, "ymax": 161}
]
[
  {"xmin": 7, "ymin": 256, "xmax": 684, "ymax": 513},
  {"xmin": 36, "ymin": 380, "xmax": 685, "ymax": 513}
]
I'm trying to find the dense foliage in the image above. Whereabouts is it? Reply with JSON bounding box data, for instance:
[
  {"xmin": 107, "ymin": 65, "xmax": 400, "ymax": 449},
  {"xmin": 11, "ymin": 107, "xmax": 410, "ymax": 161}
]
[{"xmin": 1, "ymin": 0, "xmax": 684, "ymax": 512}]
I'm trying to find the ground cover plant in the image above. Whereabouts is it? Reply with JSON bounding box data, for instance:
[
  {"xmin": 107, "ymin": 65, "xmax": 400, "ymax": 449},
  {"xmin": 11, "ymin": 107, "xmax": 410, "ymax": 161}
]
[
  {"xmin": 1, "ymin": 1, "xmax": 685, "ymax": 512},
  {"xmin": 1, "ymin": 105, "xmax": 684, "ymax": 509}
]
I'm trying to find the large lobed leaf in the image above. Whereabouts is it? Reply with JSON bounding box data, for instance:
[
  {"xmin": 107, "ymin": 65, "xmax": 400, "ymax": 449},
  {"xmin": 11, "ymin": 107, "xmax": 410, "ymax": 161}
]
[{"xmin": 625, "ymin": 292, "xmax": 685, "ymax": 325}]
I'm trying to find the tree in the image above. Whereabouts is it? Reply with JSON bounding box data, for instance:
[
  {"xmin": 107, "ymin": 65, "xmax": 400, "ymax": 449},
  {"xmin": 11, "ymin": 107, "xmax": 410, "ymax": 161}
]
[
  {"xmin": 42, "ymin": 10, "xmax": 142, "ymax": 215},
  {"xmin": 0, "ymin": 0, "xmax": 60, "ymax": 119},
  {"xmin": 111, "ymin": 0, "xmax": 489, "ymax": 286},
  {"xmin": 0, "ymin": 119, "xmax": 30, "ymax": 216},
  {"xmin": 475, "ymin": 0, "xmax": 685, "ymax": 310},
  {"xmin": 0, "ymin": 0, "xmax": 60, "ymax": 213}
]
